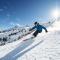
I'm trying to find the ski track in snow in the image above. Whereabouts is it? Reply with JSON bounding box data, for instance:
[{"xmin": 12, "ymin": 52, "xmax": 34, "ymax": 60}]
[
  {"xmin": 0, "ymin": 21, "xmax": 60, "ymax": 60},
  {"xmin": 0, "ymin": 39, "xmax": 34, "ymax": 60},
  {"xmin": 0, "ymin": 32, "xmax": 46, "ymax": 60}
]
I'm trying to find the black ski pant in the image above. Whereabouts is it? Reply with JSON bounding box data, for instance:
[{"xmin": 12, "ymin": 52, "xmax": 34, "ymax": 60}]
[{"xmin": 33, "ymin": 30, "xmax": 41, "ymax": 37}]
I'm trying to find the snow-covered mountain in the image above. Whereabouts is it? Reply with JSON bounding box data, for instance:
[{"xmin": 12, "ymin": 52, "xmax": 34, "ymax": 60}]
[
  {"xmin": 0, "ymin": 21, "xmax": 53, "ymax": 45},
  {"xmin": 0, "ymin": 25, "xmax": 30, "ymax": 45},
  {"xmin": 0, "ymin": 20, "xmax": 60, "ymax": 60}
]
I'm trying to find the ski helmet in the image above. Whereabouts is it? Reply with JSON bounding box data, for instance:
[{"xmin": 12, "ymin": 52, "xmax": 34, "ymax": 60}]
[{"xmin": 34, "ymin": 22, "xmax": 38, "ymax": 25}]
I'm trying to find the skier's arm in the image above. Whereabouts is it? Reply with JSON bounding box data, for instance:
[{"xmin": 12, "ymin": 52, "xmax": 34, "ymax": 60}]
[
  {"xmin": 42, "ymin": 26, "xmax": 48, "ymax": 32},
  {"xmin": 29, "ymin": 26, "xmax": 36, "ymax": 31}
]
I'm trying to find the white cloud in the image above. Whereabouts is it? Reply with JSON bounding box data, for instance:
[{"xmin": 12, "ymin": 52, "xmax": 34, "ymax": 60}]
[
  {"xmin": 6, "ymin": 14, "xmax": 10, "ymax": 18},
  {"xmin": 10, "ymin": 22, "xmax": 21, "ymax": 27},
  {"xmin": 10, "ymin": 22, "xmax": 15, "ymax": 26},
  {"xmin": 0, "ymin": 9, "xmax": 4, "ymax": 11},
  {"xmin": 16, "ymin": 23, "xmax": 21, "ymax": 26},
  {"xmin": 4, "ymin": 6, "xmax": 8, "ymax": 9}
]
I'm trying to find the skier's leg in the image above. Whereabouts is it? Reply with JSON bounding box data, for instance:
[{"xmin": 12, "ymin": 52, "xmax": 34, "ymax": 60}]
[{"xmin": 33, "ymin": 30, "xmax": 39, "ymax": 37}]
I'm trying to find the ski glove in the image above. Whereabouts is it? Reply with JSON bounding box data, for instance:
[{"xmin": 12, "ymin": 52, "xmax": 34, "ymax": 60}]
[{"xmin": 45, "ymin": 30, "xmax": 48, "ymax": 33}]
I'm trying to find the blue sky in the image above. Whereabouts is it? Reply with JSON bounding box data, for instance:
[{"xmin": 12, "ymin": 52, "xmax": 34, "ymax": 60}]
[{"xmin": 0, "ymin": 0, "xmax": 60, "ymax": 29}]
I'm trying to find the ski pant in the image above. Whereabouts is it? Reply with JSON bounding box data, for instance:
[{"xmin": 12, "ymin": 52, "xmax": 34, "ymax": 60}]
[{"xmin": 33, "ymin": 30, "xmax": 42, "ymax": 37}]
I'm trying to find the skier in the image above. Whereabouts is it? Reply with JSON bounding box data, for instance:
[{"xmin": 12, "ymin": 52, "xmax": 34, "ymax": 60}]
[{"xmin": 29, "ymin": 22, "xmax": 48, "ymax": 38}]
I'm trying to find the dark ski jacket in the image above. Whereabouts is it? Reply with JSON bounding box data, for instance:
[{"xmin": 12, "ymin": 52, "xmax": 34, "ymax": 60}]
[{"xmin": 30, "ymin": 24, "xmax": 47, "ymax": 32}]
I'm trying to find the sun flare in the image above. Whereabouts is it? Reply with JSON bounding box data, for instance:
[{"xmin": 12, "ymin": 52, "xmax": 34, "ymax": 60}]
[{"xmin": 51, "ymin": 9, "xmax": 60, "ymax": 19}]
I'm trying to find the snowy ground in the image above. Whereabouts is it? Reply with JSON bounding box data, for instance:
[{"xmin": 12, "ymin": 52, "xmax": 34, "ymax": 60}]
[{"xmin": 0, "ymin": 20, "xmax": 60, "ymax": 60}]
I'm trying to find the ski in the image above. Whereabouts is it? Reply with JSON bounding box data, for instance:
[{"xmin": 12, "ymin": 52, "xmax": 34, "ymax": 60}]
[{"xmin": 23, "ymin": 36, "xmax": 34, "ymax": 41}]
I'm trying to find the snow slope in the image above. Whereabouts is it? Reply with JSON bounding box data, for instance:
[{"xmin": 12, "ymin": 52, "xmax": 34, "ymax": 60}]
[{"xmin": 0, "ymin": 20, "xmax": 60, "ymax": 60}]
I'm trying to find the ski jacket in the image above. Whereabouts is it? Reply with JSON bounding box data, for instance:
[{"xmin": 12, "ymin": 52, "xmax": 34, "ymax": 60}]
[{"xmin": 31, "ymin": 24, "xmax": 47, "ymax": 32}]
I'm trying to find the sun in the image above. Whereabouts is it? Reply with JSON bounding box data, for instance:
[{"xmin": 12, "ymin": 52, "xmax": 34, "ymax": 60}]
[{"xmin": 51, "ymin": 9, "xmax": 60, "ymax": 19}]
